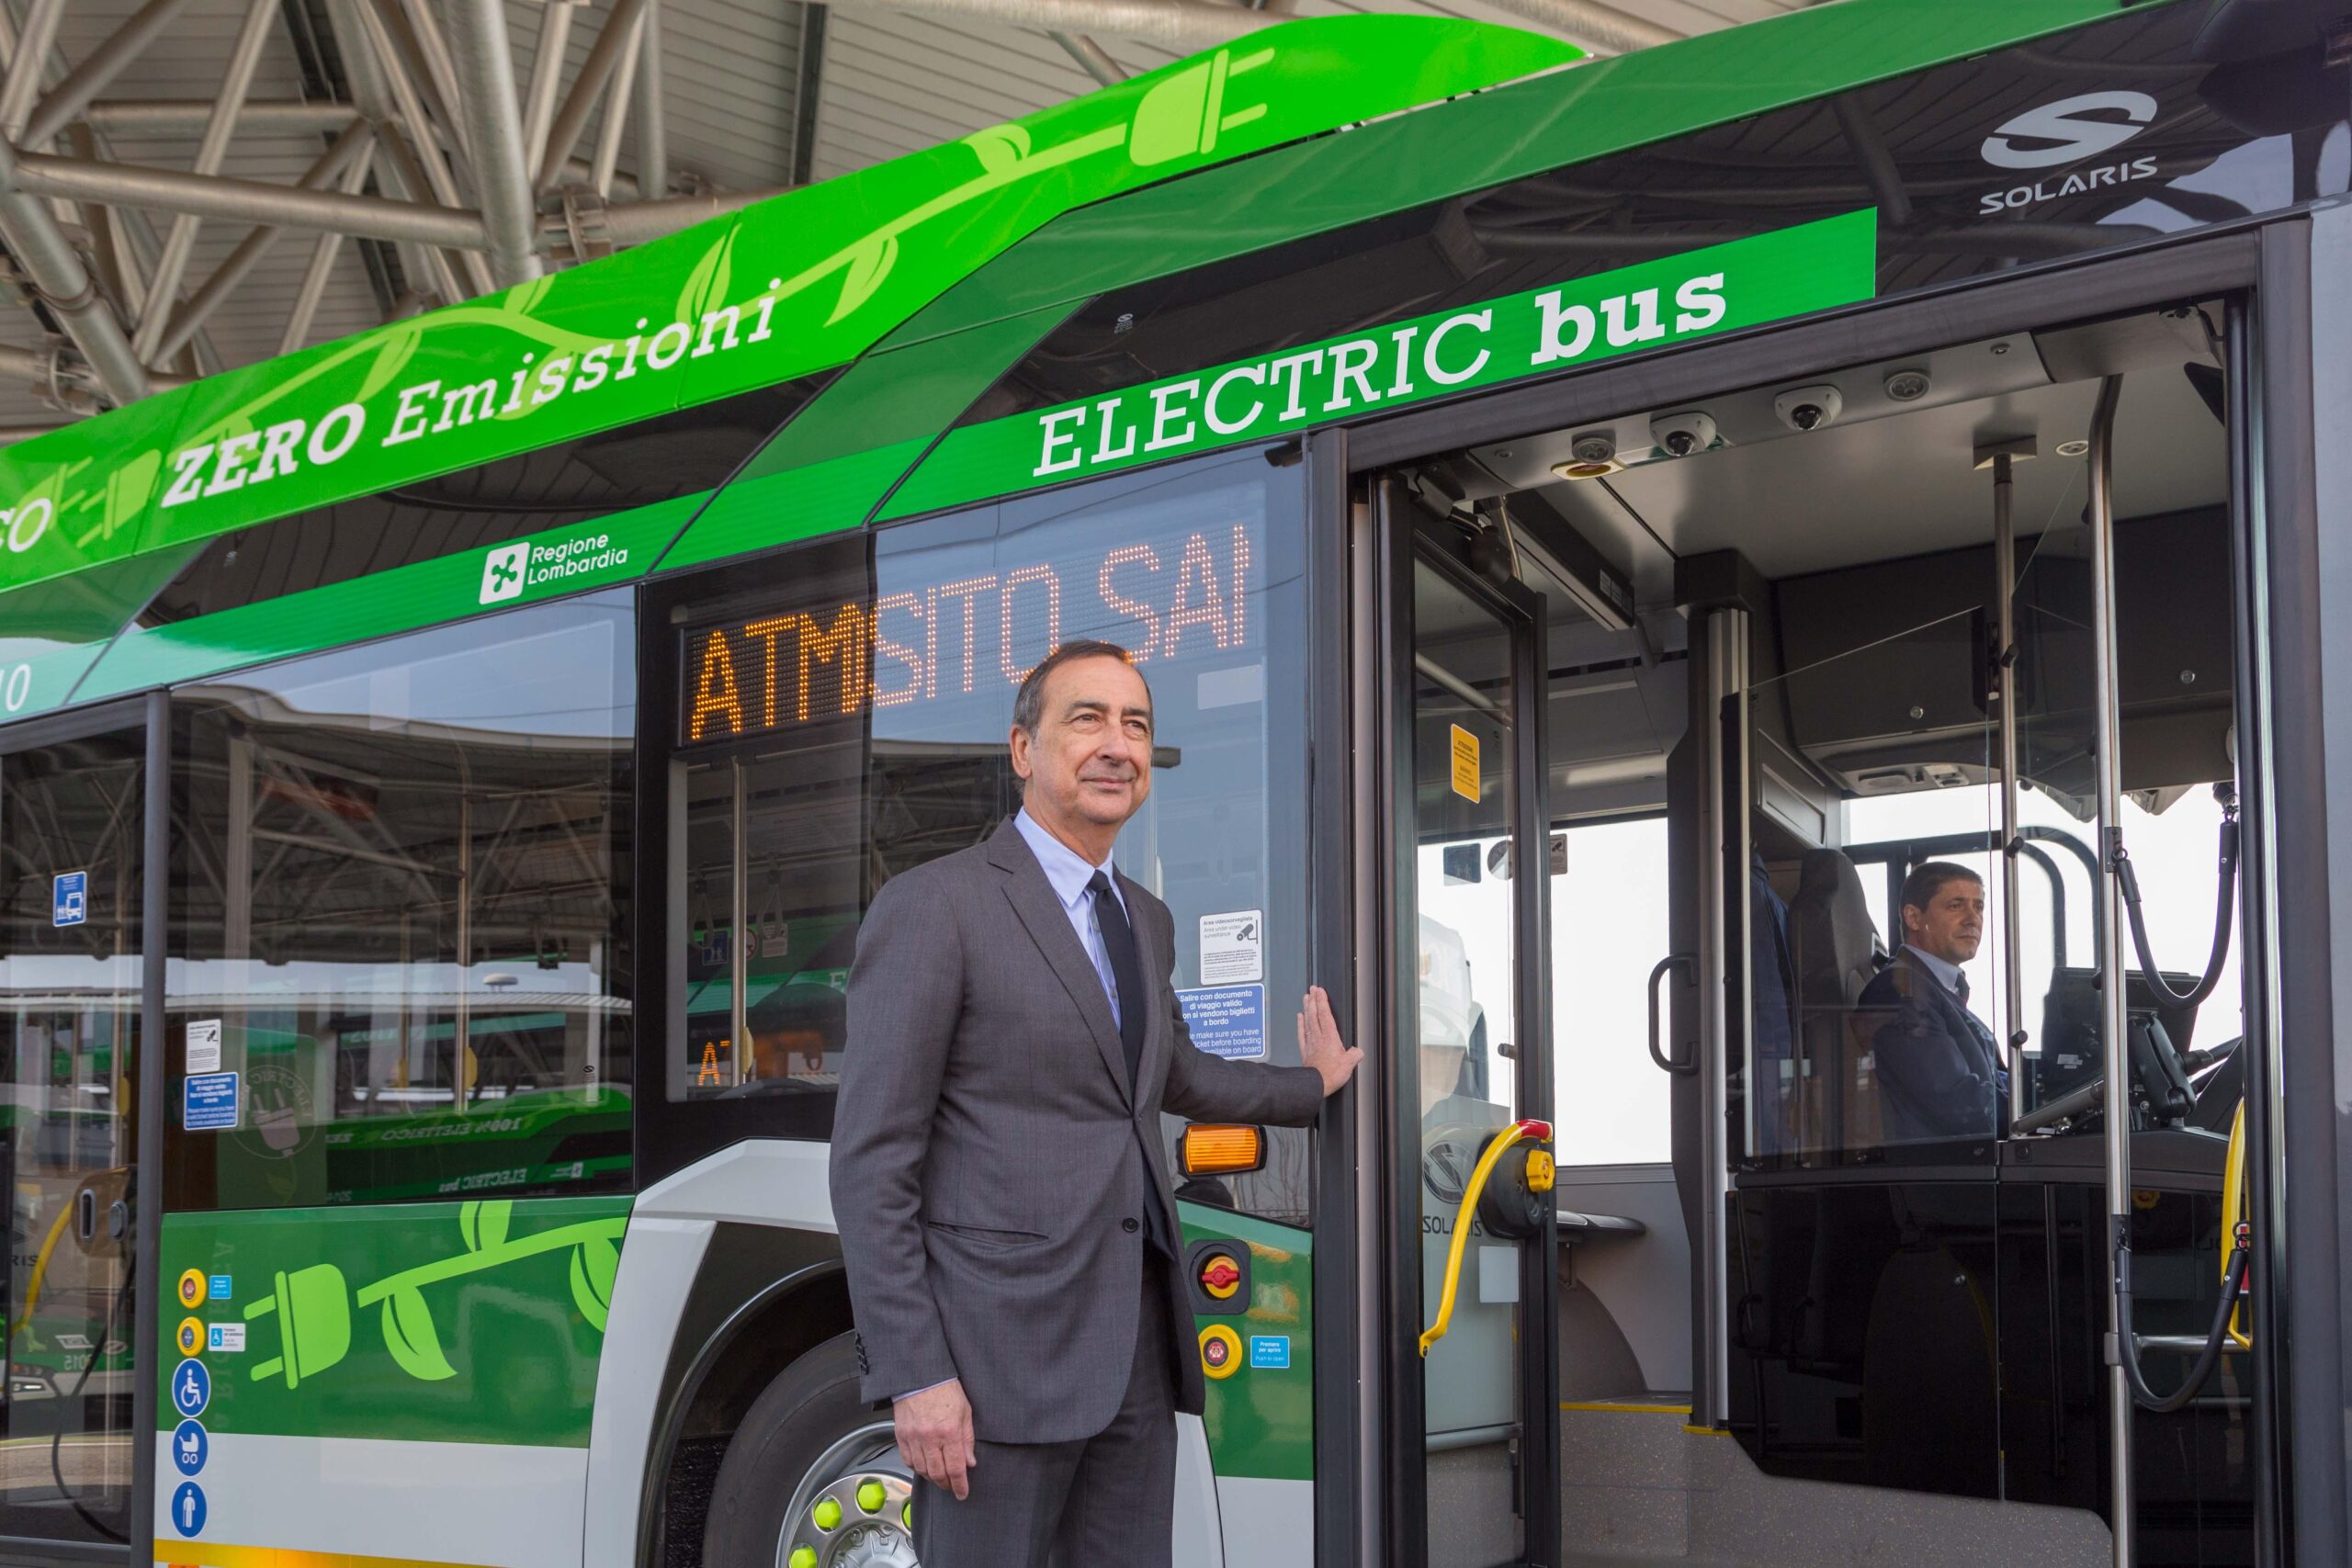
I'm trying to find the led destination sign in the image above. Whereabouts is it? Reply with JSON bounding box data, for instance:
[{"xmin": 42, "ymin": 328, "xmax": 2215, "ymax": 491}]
[{"xmin": 682, "ymin": 523, "xmax": 1253, "ymax": 745}]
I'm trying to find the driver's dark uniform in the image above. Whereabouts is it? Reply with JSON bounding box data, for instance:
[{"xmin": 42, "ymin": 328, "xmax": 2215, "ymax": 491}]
[{"xmin": 1860, "ymin": 945, "xmax": 2005, "ymax": 1143}]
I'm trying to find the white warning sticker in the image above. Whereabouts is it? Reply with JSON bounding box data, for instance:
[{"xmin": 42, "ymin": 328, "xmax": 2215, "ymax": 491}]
[
  {"xmin": 186, "ymin": 1019, "xmax": 222, "ymax": 1076},
  {"xmin": 1199, "ymin": 910, "xmax": 1263, "ymax": 986}
]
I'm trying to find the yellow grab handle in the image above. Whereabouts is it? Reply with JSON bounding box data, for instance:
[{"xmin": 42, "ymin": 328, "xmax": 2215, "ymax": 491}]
[
  {"xmin": 1419, "ymin": 1119, "xmax": 1551, "ymax": 1358},
  {"xmin": 2223, "ymin": 1099, "xmax": 2252, "ymax": 1348}
]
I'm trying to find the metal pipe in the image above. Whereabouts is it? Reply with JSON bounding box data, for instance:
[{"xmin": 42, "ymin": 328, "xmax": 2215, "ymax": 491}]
[
  {"xmin": 367, "ymin": 118, "xmax": 475, "ymax": 302},
  {"xmin": 2086, "ymin": 373, "xmax": 2133, "ymax": 1567},
  {"xmin": 352, "ymin": 0, "xmax": 494, "ymax": 296},
  {"xmin": 0, "ymin": 0, "xmax": 67, "ymax": 141},
  {"xmin": 536, "ymin": 0, "xmax": 650, "ymax": 194},
  {"xmin": 22, "ymin": 0, "xmax": 200, "ymax": 150},
  {"xmin": 451, "ymin": 0, "xmax": 546, "ymax": 288},
  {"xmin": 635, "ymin": 0, "xmax": 669, "ymax": 198},
  {"xmin": 81, "ymin": 99, "xmax": 363, "ymax": 136},
  {"xmin": 391, "ymin": 0, "xmax": 473, "ymax": 164},
  {"xmin": 0, "ymin": 140, "xmax": 148, "ymax": 405},
  {"xmin": 1442, "ymin": 0, "xmax": 1675, "ymax": 55},
  {"xmin": 1698, "ymin": 604, "xmax": 1747, "ymax": 1424},
  {"xmin": 132, "ymin": 0, "xmax": 278, "ymax": 363},
  {"xmin": 1994, "ymin": 451, "xmax": 2027, "ymax": 1125},
  {"xmin": 1051, "ymin": 32, "xmax": 1126, "ymax": 86},
  {"xmin": 519, "ymin": 1, "xmax": 577, "ymax": 175},
  {"xmin": 591, "ymin": 6, "xmax": 648, "ymax": 199},
  {"xmin": 729, "ymin": 756, "xmax": 747, "ymax": 1087},
  {"xmin": 8, "ymin": 147, "xmax": 490, "ymax": 250},
  {"xmin": 824, "ymin": 0, "xmax": 1272, "ymax": 54},
  {"xmin": 156, "ymin": 122, "xmax": 375, "ymax": 363}
]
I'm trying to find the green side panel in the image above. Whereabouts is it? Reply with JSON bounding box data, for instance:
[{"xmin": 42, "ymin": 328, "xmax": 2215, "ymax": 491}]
[
  {"xmin": 895, "ymin": 0, "xmax": 2132, "ymax": 346},
  {"xmin": 77, "ymin": 491, "xmax": 696, "ymax": 699},
  {"xmin": 0, "ymin": 542, "xmax": 199, "ymax": 717},
  {"xmin": 0, "ymin": 390, "xmax": 198, "ymax": 604},
  {"xmin": 1182, "ymin": 1202, "xmax": 1313, "ymax": 1483},
  {"xmin": 660, "ymin": 303, "xmax": 1069, "ymax": 570},
  {"xmin": 0, "ymin": 16, "xmax": 1572, "ymax": 603},
  {"xmin": 677, "ymin": 15, "xmax": 1579, "ymax": 414},
  {"xmin": 158, "ymin": 1196, "xmax": 630, "ymax": 1447},
  {"xmin": 887, "ymin": 210, "xmax": 1877, "ymax": 518}
]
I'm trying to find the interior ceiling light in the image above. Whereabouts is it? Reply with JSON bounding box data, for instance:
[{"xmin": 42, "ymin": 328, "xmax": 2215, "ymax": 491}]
[{"xmin": 1553, "ymin": 432, "xmax": 1623, "ymax": 480}]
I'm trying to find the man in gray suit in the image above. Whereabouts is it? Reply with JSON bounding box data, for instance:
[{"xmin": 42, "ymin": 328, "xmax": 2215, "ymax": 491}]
[{"xmin": 831, "ymin": 638, "xmax": 1360, "ymax": 1567}]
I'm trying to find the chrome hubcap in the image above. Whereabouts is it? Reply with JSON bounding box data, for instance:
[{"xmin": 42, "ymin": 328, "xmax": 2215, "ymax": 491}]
[{"xmin": 777, "ymin": 1422, "xmax": 918, "ymax": 1568}]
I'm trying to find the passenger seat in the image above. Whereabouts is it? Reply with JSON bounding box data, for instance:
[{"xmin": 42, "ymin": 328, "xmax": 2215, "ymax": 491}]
[{"xmin": 1788, "ymin": 849, "xmax": 1888, "ymax": 1154}]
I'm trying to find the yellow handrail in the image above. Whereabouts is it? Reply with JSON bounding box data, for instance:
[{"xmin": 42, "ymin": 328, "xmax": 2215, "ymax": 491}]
[
  {"xmin": 2223, "ymin": 1099, "xmax": 2251, "ymax": 1348},
  {"xmin": 1419, "ymin": 1118, "xmax": 1550, "ymax": 1358}
]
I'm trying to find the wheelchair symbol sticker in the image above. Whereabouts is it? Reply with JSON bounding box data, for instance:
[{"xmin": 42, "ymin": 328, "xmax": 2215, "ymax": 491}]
[{"xmin": 172, "ymin": 1359, "xmax": 210, "ymax": 1418}]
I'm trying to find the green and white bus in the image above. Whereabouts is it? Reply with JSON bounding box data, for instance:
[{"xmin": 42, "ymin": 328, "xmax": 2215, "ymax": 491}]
[{"xmin": 0, "ymin": 0, "xmax": 2345, "ymax": 1564}]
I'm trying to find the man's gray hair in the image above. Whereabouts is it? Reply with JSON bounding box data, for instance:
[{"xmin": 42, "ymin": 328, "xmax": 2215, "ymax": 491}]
[{"xmin": 1012, "ymin": 639, "xmax": 1145, "ymax": 735}]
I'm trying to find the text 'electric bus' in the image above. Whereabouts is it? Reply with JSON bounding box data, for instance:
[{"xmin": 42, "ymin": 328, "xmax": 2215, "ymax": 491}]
[{"xmin": 0, "ymin": 1, "xmax": 2346, "ymax": 1565}]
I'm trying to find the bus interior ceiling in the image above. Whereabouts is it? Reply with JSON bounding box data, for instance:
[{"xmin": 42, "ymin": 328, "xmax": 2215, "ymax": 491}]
[{"xmin": 1408, "ymin": 298, "xmax": 2245, "ymax": 1566}]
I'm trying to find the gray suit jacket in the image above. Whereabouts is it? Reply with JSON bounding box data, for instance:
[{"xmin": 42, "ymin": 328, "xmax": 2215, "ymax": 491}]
[{"xmin": 830, "ymin": 816, "xmax": 1325, "ymax": 1444}]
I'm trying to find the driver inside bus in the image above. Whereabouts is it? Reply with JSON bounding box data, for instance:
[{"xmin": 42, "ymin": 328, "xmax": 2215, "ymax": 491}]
[{"xmin": 1860, "ymin": 861, "xmax": 2007, "ymax": 1143}]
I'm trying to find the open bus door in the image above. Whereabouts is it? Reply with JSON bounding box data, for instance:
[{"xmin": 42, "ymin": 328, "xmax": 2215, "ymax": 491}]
[{"xmin": 1374, "ymin": 478, "xmax": 1560, "ymax": 1568}]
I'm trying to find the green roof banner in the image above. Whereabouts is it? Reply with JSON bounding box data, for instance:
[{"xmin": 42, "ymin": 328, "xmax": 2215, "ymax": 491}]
[{"xmin": 0, "ymin": 16, "xmax": 1577, "ymax": 603}]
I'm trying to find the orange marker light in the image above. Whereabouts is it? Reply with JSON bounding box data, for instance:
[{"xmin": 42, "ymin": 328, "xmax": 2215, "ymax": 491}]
[{"xmin": 1179, "ymin": 1123, "xmax": 1265, "ymax": 1177}]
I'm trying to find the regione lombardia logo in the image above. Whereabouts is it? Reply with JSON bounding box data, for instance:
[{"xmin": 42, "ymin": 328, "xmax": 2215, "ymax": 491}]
[{"xmin": 481, "ymin": 541, "xmax": 530, "ymax": 604}]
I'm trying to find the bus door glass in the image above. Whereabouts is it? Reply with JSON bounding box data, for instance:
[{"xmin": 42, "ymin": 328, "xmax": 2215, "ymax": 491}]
[
  {"xmin": 0, "ymin": 711, "xmax": 143, "ymax": 1544},
  {"xmin": 1383, "ymin": 498, "xmax": 1554, "ymax": 1568}
]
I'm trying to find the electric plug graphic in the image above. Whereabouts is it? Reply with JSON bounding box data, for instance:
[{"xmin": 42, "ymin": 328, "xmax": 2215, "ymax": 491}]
[
  {"xmin": 1129, "ymin": 46, "xmax": 1274, "ymax": 166},
  {"xmin": 244, "ymin": 1264, "xmax": 352, "ymax": 1389}
]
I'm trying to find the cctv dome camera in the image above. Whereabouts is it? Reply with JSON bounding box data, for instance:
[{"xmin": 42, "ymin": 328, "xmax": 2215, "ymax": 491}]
[
  {"xmin": 1774, "ymin": 385, "xmax": 1844, "ymax": 433},
  {"xmin": 1649, "ymin": 411, "xmax": 1718, "ymax": 458}
]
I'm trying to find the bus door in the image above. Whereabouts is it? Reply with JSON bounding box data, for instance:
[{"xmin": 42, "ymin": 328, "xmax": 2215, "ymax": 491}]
[
  {"xmin": 1374, "ymin": 479, "xmax": 1558, "ymax": 1568},
  {"xmin": 0, "ymin": 700, "xmax": 148, "ymax": 1550}
]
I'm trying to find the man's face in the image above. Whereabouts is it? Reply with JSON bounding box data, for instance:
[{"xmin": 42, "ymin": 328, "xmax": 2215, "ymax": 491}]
[
  {"xmin": 1009, "ymin": 655, "xmax": 1154, "ymax": 835},
  {"xmin": 1904, "ymin": 875, "xmax": 1985, "ymax": 966}
]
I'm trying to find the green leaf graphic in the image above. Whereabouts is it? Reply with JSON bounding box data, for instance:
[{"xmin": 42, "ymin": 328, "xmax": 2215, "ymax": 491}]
[
  {"xmin": 681, "ymin": 229, "xmax": 737, "ymax": 329},
  {"xmin": 569, "ymin": 1235, "xmax": 619, "ymax": 1333},
  {"xmin": 355, "ymin": 322, "xmax": 422, "ymax": 403},
  {"xmin": 458, "ymin": 1199, "xmax": 511, "ymax": 1253},
  {"xmin": 381, "ymin": 1287, "xmax": 458, "ymax": 1381},
  {"xmin": 827, "ymin": 232, "xmax": 899, "ymax": 326},
  {"xmin": 964, "ymin": 123, "xmax": 1031, "ymax": 175}
]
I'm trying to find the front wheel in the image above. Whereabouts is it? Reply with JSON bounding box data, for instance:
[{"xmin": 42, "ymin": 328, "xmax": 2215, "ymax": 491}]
[{"xmin": 702, "ymin": 1332, "xmax": 919, "ymax": 1568}]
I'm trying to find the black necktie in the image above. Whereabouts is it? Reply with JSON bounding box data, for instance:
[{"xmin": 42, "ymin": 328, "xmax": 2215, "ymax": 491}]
[
  {"xmin": 1089, "ymin": 870, "xmax": 1147, "ymax": 1092},
  {"xmin": 1953, "ymin": 972, "xmax": 1969, "ymax": 1006}
]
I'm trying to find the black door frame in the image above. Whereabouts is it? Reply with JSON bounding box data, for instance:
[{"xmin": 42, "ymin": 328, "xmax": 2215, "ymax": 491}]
[
  {"xmin": 0, "ymin": 691, "xmax": 162, "ymax": 1565},
  {"xmin": 1368, "ymin": 476, "xmax": 1557, "ymax": 1568}
]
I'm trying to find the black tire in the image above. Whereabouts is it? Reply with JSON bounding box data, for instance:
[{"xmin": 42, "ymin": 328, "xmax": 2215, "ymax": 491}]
[{"xmin": 702, "ymin": 1331, "xmax": 909, "ymax": 1568}]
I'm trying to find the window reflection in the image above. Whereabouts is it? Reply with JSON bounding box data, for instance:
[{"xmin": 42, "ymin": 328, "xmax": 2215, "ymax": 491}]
[{"xmin": 165, "ymin": 593, "xmax": 635, "ymax": 1210}]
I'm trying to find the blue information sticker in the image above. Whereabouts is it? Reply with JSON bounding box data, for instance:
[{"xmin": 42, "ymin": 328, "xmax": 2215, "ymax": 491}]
[
  {"xmin": 208, "ymin": 1274, "xmax": 232, "ymax": 1301},
  {"xmin": 184, "ymin": 1073, "xmax": 239, "ymax": 1131},
  {"xmin": 51, "ymin": 871, "xmax": 85, "ymax": 928},
  {"xmin": 1175, "ymin": 984, "xmax": 1266, "ymax": 1061},
  {"xmin": 1249, "ymin": 1335, "xmax": 1291, "ymax": 1370}
]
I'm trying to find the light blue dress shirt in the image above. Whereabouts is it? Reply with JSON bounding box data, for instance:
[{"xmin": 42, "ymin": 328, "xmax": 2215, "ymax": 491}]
[
  {"xmin": 1900, "ymin": 942, "xmax": 1964, "ymax": 997},
  {"xmin": 1013, "ymin": 807, "xmax": 1128, "ymax": 1027}
]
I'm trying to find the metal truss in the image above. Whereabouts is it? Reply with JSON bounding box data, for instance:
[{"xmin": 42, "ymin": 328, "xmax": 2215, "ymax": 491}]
[{"xmin": 0, "ymin": 0, "xmax": 1686, "ymax": 433}]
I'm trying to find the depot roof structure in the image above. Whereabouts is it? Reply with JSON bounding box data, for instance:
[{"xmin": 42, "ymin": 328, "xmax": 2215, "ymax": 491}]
[{"xmin": 0, "ymin": 0, "xmax": 1810, "ymax": 439}]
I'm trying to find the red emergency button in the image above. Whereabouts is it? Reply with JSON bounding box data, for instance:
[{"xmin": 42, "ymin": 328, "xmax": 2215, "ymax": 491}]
[{"xmin": 1198, "ymin": 1250, "xmax": 1243, "ymax": 1303}]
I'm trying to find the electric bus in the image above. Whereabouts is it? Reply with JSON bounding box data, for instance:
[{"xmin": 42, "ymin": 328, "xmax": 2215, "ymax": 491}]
[{"xmin": 0, "ymin": 1, "xmax": 2344, "ymax": 1564}]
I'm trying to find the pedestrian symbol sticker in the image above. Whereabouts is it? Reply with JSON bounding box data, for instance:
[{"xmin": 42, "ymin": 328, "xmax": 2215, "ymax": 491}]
[
  {"xmin": 172, "ymin": 1420, "xmax": 208, "ymax": 1477},
  {"xmin": 170, "ymin": 1481, "xmax": 207, "ymax": 1538},
  {"xmin": 172, "ymin": 1359, "xmax": 210, "ymax": 1418},
  {"xmin": 51, "ymin": 870, "xmax": 85, "ymax": 927}
]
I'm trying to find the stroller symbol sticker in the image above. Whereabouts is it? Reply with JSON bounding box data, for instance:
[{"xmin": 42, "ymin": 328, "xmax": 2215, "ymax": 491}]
[{"xmin": 172, "ymin": 1419, "xmax": 208, "ymax": 1476}]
